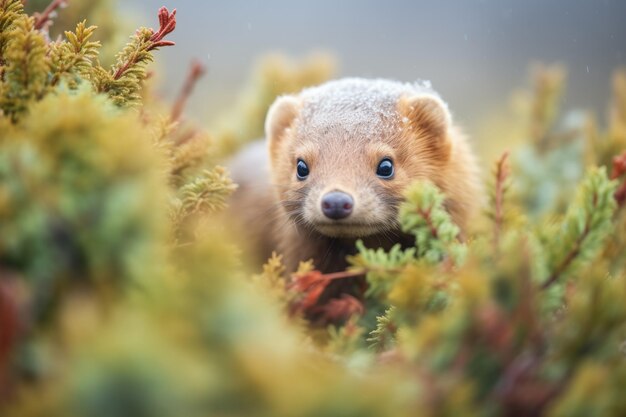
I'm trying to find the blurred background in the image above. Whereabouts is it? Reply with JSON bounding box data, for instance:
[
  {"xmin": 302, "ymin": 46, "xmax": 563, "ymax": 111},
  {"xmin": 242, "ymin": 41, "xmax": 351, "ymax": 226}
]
[{"xmin": 124, "ymin": 0, "xmax": 626, "ymax": 136}]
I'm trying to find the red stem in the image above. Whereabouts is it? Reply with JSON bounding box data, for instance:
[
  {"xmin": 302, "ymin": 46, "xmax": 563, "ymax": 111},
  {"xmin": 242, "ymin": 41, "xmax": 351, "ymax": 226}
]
[
  {"xmin": 611, "ymin": 151, "xmax": 626, "ymax": 208},
  {"xmin": 493, "ymin": 151, "xmax": 510, "ymax": 252},
  {"xmin": 417, "ymin": 207, "xmax": 439, "ymax": 239},
  {"xmin": 113, "ymin": 59, "xmax": 132, "ymax": 80},
  {"xmin": 299, "ymin": 268, "xmax": 367, "ymax": 282},
  {"xmin": 34, "ymin": 0, "xmax": 67, "ymax": 31},
  {"xmin": 171, "ymin": 59, "xmax": 206, "ymax": 121}
]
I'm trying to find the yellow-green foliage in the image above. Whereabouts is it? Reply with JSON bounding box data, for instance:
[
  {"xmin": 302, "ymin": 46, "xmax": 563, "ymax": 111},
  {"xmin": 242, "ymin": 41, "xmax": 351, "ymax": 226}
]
[
  {"xmin": 0, "ymin": 15, "xmax": 48, "ymax": 119},
  {"xmin": 170, "ymin": 166, "xmax": 237, "ymax": 239},
  {"xmin": 25, "ymin": 0, "xmax": 128, "ymax": 66},
  {"xmin": 0, "ymin": 1, "xmax": 176, "ymax": 119},
  {"xmin": 528, "ymin": 63, "xmax": 567, "ymax": 150},
  {"xmin": 93, "ymin": 27, "xmax": 162, "ymax": 106},
  {"xmin": 1, "ymin": 3, "xmax": 626, "ymax": 417},
  {"xmin": 0, "ymin": 0, "xmax": 23, "ymax": 63},
  {"xmin": 540, "ymin": 167, "xmax": 617, "ymax": 288},
  {"xmin": 399, "ymin": 180, "xmax": 467, "ymax": 265},
  {"xmin": 0, "ymin": 90, "xmax": 169, "ymax": 323},
  {"xmin": 48, "ymin": 21, "xmax": 100, "ymax": 87}
]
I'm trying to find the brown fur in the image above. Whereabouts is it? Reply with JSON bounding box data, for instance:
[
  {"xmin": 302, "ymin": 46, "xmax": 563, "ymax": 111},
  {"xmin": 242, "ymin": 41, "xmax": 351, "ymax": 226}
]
[{"xmin": 229, "ymin": 78, "xmax": 481, "ymax": 274}]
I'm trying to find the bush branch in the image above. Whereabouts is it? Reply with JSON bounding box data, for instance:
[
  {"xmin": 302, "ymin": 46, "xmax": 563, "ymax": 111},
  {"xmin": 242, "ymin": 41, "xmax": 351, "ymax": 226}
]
[
  {"xmin": 113, "ymin": 6, "xmax": 176, "ymax": 81},
  {"xmin": 611, "ymin": 151, "xmax": 626, "ymax": 208},
  {"xmin": 541, "ymin": 195, "xmax": 595, "ymax": 290},
  {"xmin": 33, "ymin": 0, "xmax": 67, "ymax": 31},
  {"xmin": 493, "ymin": 151, "xmax": 510, "ymax": 253},
  {"xmin": 171, "ymin": 59, "xmax": 206, "ymax": 122}
]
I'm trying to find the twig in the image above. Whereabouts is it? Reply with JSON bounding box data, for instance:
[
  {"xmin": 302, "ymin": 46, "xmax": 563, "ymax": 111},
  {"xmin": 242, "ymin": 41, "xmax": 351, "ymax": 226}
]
[
  {"xmin": 493, "ymin": 152, "xmax": 510, "ymax": 253},
  {"xmin": 33, "ymin": 0, "xmax": 67, "ymax": 31},
  {"xmin": 292, "ymin": 268, "xmax": 367, "ymax": 283},
  {"xmin": 113, "ymin": 7, "xmax": 176, "ymax": 80},
  {"xmin": 611, "ymin": 151, "xmax": 626, "ymax": 208},
  {"xmin": 171, "ymin": 59, "xmax": 206, "ymax": 122}
]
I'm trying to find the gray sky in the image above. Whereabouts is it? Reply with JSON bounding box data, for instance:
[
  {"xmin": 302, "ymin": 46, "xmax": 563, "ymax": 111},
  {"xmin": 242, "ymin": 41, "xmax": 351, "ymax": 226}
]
[{"xmin": 126, "ymin": 0, "xmax": 626, "ymax": 134}]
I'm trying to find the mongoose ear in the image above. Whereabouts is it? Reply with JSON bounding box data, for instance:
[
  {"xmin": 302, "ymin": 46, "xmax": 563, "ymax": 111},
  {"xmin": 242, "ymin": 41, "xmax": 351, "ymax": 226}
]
[
  {"xmin": 399, "ymin": 93, "xmax": 452, "ymax": 140},
  {"xmin": 266, "ymin": 95, "xmax": 301, "ymax": 163}
]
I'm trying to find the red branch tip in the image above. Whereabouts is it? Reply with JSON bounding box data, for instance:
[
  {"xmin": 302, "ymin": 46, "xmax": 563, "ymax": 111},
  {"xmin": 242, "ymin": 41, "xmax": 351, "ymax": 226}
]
[
  {"xmin": 113, "ymin": 6, "xmax": 177, "ymax": 80},
  {"xmin": 611, "ymin": 151, "xmax": 626, "ymax": 208},
  {"xmin": 149, "ymin": 6, "xmax": 177, "ymax": 50}
]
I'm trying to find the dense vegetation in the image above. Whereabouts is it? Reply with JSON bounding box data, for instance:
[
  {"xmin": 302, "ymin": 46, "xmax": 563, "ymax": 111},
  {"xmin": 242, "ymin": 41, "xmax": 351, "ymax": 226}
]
[{"xmin": 1, "ymin": 1, "xmax": 625, "ymax": 416}]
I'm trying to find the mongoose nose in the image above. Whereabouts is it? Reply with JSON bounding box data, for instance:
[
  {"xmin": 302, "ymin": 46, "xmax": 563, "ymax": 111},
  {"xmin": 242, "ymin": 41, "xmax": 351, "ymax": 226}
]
[{"xmin": 321, "ymin": 191, "xmax": 354, "ymax": 220}]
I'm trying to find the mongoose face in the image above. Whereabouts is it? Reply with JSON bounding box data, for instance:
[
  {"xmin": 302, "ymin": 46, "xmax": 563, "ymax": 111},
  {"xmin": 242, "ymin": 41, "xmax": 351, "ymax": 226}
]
[{"xmin": 266, "ymin": 78, "xmax": 456, "ymax": 239}]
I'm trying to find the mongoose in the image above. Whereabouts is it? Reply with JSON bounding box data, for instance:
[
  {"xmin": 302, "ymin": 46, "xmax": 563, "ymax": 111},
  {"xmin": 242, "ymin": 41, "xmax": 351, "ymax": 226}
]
[{"xmin": 229, "ymin": 78, "xmax": 481, "ymax": 275}]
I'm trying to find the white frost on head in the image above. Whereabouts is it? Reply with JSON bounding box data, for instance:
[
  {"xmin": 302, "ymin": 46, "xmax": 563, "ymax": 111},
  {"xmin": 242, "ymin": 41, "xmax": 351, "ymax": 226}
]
[{"xmin": 296, "ymin": 78, "xmax": 444, "ymax": 140}]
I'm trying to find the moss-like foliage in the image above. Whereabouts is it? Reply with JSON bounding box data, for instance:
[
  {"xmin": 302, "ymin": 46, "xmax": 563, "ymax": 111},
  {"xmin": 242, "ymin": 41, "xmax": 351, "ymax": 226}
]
[
  {"xmin": 0, "ymin": 0, "xmax": 23, "ymax": 63},
  {"xmin": 93, "ymin": 6, "xmax": 176, "ymax": 107},
  {"xmin": 540, "ymin": 167, "xmax": 617, "ymax": 289},
  {"xmin": 0, "ymin": 14, "xmax": 48, "ymax": 119},
  {"xmin": 48, "ymin": 21, "xmax": 100, "ymax": 87},
  {"xmin": 399, "ymin": 180, "xmax": 467, "ymax": 265}
]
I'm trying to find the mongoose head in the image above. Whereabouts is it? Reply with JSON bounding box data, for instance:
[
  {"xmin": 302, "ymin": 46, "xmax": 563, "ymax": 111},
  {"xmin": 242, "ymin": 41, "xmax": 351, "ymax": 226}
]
[{"xmin": 266, "ymin": 78, "xmax": 454, "ymax": 238}]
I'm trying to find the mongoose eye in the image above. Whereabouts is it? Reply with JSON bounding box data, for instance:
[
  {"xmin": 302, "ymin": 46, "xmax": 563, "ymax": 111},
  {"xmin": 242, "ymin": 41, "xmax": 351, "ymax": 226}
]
[
  {"xmin": 296, "ymin": 159, "xmax": 310, "ymax": 180},
  {"xmin": 376, "ymin": 158, "xmax": 394, "ymax": 179}
]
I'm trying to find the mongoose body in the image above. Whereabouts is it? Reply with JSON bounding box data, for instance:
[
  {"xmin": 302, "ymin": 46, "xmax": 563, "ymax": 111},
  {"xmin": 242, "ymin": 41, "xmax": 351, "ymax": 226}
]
[{"xmin": 229, "ymin": 78, "xmax": 481, "ymax": 274}]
